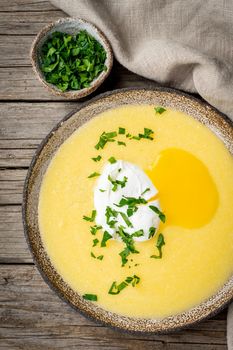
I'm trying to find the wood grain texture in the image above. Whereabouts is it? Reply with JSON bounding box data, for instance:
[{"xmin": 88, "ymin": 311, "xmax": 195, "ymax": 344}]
[
  {"xmin": 0, "ymin": 10, "xmax": 65, "ymax": 35},
  {"xmin": 0, "ymin": 64, "xmax": 157, "ymax": 101},
  {"xmin": 0, "ymin": 265, "xmax": 228, "ymax": 350},
  {"xmin": 0, "ymin": 1, "xmax": 228, "ymax": 348},
  {"xmin": 0, "ymin": 206, "xmax": 30, "ymax": 263},
  {"xmin": 0, "ymin": 0, "xmax": 56, "ymax": 12}
]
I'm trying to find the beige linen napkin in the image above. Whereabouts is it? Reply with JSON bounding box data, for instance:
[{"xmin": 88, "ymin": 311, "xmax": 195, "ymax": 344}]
[
  {"xmin": 51, "ymin": 0, "xmax": 233, "ymax": 121},
  {"xmin": 51, "ymin": 0, "xmax": 233, "ymax": 346}
]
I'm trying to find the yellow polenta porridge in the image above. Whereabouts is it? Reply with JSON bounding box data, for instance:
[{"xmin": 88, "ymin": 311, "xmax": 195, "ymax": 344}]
[{"xmin": 39, "ymin": 105, "xmax": 233, "ymax": 318}]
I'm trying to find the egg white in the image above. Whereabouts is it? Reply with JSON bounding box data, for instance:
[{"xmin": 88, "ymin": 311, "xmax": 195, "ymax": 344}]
[{"xmin": 94, "ymin": 160, "xmax": 161, "ymax": 242}]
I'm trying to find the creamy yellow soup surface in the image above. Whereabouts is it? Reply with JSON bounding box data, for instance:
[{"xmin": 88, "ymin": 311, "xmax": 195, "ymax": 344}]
[{"xmin": 39, "ymin": 105, "xmax": 233, "ymax": 318}]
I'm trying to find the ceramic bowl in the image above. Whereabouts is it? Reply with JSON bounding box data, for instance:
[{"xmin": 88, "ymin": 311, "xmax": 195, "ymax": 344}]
[
  {"xmin": 23, "ymin": 87, "xmax": 233, "ymax": 333},
  {"xmin": 30, "ymin": 18, "xmax": 113, "ymax": 99}
]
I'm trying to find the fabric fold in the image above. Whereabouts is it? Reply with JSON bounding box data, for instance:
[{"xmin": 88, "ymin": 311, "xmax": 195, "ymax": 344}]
[{"xmin": 51, "ymin": 0, "xmax": 233, "ymax": 119}]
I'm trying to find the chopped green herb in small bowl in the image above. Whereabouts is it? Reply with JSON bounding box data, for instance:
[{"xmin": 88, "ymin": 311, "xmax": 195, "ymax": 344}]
[{"xmin": 31, "ymin": 18, "xmax": 113, "ymax": 99}]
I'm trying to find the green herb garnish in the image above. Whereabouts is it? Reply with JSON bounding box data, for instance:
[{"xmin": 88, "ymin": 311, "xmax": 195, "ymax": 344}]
[
  {"xmin": 118, "ymin": 127, "xmax": 126, "ymax": 135},
  {"xmin": 149, "ymin": 227, "xmax": 156, "ymax": 238},
  {"xmin": 118, "ymin": 226, "xmax": 139, "ymax": 266},
  {"xmin": 141, "ymin": 188, "xmax": 150, "ymax": 196},
  {"xmin": 125, "ymin": 275, "xmax": 140, "ymax": 287},
  {"xmin": 149, "ymin": 205, "xmax": 166, "ymax": 223},
  {"xmin": 119, "ymin": 212, "xmax": 133, "ymax": 227},
  {"xmin": 108, "ymin": 175, "xmax": 128, "ymax": 192},
  {"xmin": 108, "ymin": 156, "xmax": 117, "ymax": 164},
  {"xmin": 88, "ymin": 172, "xmax": 100, "ymax": 178},
  {"xmin": 90, "ymin": 225, "xmax": 102, "ymax": 235},
  {"xmin": 91, "ymin": 252, "xmax": 104, "ymax": 260},
  {"xmin": 108, "ymin": 275, "xmax": 140, "ymax": 295},
  {"xmin": 92, "ymin": 238, "xmax": 99, "ymax": 247},
  {"xmin": 101, "ymin": 231, "xmax": 112, "ymax": 247},
  {"xmin": 97, "ymin": 255, "xmax": 104, "ymax": 260},
  {"xmin": 117, "ymin": 141, "xmax": 126, "ymax": 146},
  {"xmin": 131, "ymin": 135, "xmax": 141, "ymax": 140},
  {"xmin": 83, "ymin": 293, "xmax": 98, "ymax": 301},
  {"xmin": 132, "ymin": 229, "xmax": 144, "ymax": 237},
  {"xmin": 92, "ymin": 155, "xmax": 101, "ymax": 162},
  {"xmin": 99, "ymin": 189, "xmax": 106, "ymax": 192},
  {"xmin": 138, "ymin": 128, "xmax": 154, "ymax": 140},
  {"xmin": 40, "ymin": 30, "xmax": 107, "ymax": 92},
  {"xmin": 91, "ymin": 251, "xmax": 96, "ymax": 258},
  {"xmin": 151, "ymin": 233, "xmax": 165, "ymax": 259},
  {"xmin": 154, "ymin": 106, "xmax": 166, "ymax": 114},
  {"xmin": 105, "ymin": 206, "xmax": 118, "ymax": 228},
  {"xmin": 83, "ymin": 210, "xmax": 96, "ymax": 222},
  {"xmin": 115, "ymin": 196, "xmax": 147, "ymax": 216},
  {"xmin": 119, "ymin": 247, "xmax": 130, "ymax": 266},
  {"xmin": 95, "ymin": 131, "xmax": 117, "ymax": 150}
]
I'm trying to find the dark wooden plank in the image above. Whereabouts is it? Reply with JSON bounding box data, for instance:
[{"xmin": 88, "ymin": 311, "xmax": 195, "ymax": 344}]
[
  {"xmin": 0, "ymin": 10, "xmax": 65, "ymax": 35},
  {"xmin": 0, "ymin": 64, "xmax": 156, "ymax": 101},
  {"xmin": 0, "ymin": 149, "xmax": 35, "ymax": 167},
  {"xmin": 0, "ymin": 67, "xmax": 65, "ymax": 100},
  {"xmin": 0, "ymin": 0, "xmax": 56, "ymax": 12},
  {"xmin": 0, "ymin": 102, "xmax": 75, "ymax": 148},
  {"xmin": 0, "ymin": 36, "xmax": 34, "ymax": 67},
  {"xmin": 0, "ymin": 169, "xmax": 26, "ymax": 204},
  {"xmin": 0, "ymin": 265, "xmax": 228, "ymax": 349},
  {"xmin": 0, "ymin": 206, "xmax": 30, "ymax": 263}
]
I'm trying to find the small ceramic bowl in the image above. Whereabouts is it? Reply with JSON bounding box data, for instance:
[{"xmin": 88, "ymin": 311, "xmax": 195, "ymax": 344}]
[{"xmin": 30, "ymin": 18, "xmax": 113, "ymax": 99}]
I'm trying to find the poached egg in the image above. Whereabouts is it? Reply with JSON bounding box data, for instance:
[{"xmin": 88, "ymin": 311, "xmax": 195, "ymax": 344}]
[{"xmin": 94, "ymin": 160, "xmax": 161, "ymax": 242}]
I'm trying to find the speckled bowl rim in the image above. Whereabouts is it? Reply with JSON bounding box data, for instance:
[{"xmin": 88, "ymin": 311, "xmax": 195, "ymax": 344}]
[
  {"xmin": 30, "ymin": 17, "xmax": 113, "ymax": 99},
  {"xmin": 22, "ymin": 87, "xmax": 233, "ymax": 334}
]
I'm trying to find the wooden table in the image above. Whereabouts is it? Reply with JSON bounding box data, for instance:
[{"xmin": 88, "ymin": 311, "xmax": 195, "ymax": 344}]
[{"xmin": 0, "ymin": 1, "xmax": 228, "ymax": 349}]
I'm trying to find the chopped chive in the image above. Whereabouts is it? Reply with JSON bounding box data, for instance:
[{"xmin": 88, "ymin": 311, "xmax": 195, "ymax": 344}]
[
  {"xmin": 91, "ymin": 251, "xmax": 96, "ymax": 258},
  {"xmin": 149, "ymin": 205, "xmax": 166, "ymax": 223},
  {"xmin": 131, "ymin": 135, "xmax": 141, "ymax": 140},
  {"xmin": 150, "ymin": 233, "xmax": 165, "ymax": 259},
  {"xmin": 119, "ymin": 247, "xmax": 130, "ymax": 266},
  {"xmin": 95, "ymin": 131, "xmax": 117, "ymax": 150},
  {"xmin": 132, "ymin": 229, "xmax": 144, "ymax": 237},
  {"xmin": 117, "ymin": 226, "xmax": 139, "ymax": 266},
  {"xmin": 92, "ymin": 238, "xmax": 99, "ymax": 247},
  {"xmin": 83, "ymin": 294, "xmax": 98, "ymax": 301},
  {"xmin": 115, "ymin": 196, "xmax": 147, "ymax": 215},
  {"xmin": 108, "ymin": 175, "xmax": 128, "ymax": 192},
  {"xmin": 99, "ymin": 189, "xmax": 106, "ymax": 192},
  {"xmin": 83, "ymin": 210, "xmax": 96, "ymax": 222},
  {"xmin": 118, "ymin": 127, "xmax": 126, "ymax": 135},
  {"xmin": 97, "ymin": 255, "xmax": 104, "ymax": 260},
  {"xmin": 108, "ymin": 156, "xmax": 117, "ymax": 164},
  {"xmin": 40, "ymin": 30, "xmax": 107, "ymax": 93},
  {"xmin": 108, "ymin": 275, "xmax": 140, "ymax": 295},
  {"xmin": 154, "ymin": 106, "xmax": 166, "ymax": 114},
  {"xmin": 88, "ymin": 172, "xmax": 100, "ymax": 178},
  {"xmin": 90, "ymin": 225, "xmax": 102, "ymax": 235},
  {"xmin": 138, "ymin": 128, "xmax": 154, "ymax": 140},
  {"xmin": 105, "ymin": 206, "xmax": 118, "ymax": 228},
  {"xmin": 101, "ymin": 231, "xmax": 112, "ymax": 247},
  {"xmin": 91, "ymin": 252, "xmax": 103, "ymax": 260},
  {"xmin": 141, "ymin": 188, "xmax": 150, "ymax": 196},
  {"xmin": 117, "ymin": 141, "xmax": 126, "ymax": 146},
  {"xmin": 149, "ymin": 227, "xmax": 156, "ymax": 238},
  {"xmin": 108, "ymin": 281, "xmax": 120, "ymax": 295},
  {"xmin": 92, "ymin": 155, "xmax": 102, "ymax": 162},
  {"xmin": 119, "ymin": 212, "xmax": 133, "ymax": 227}
]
